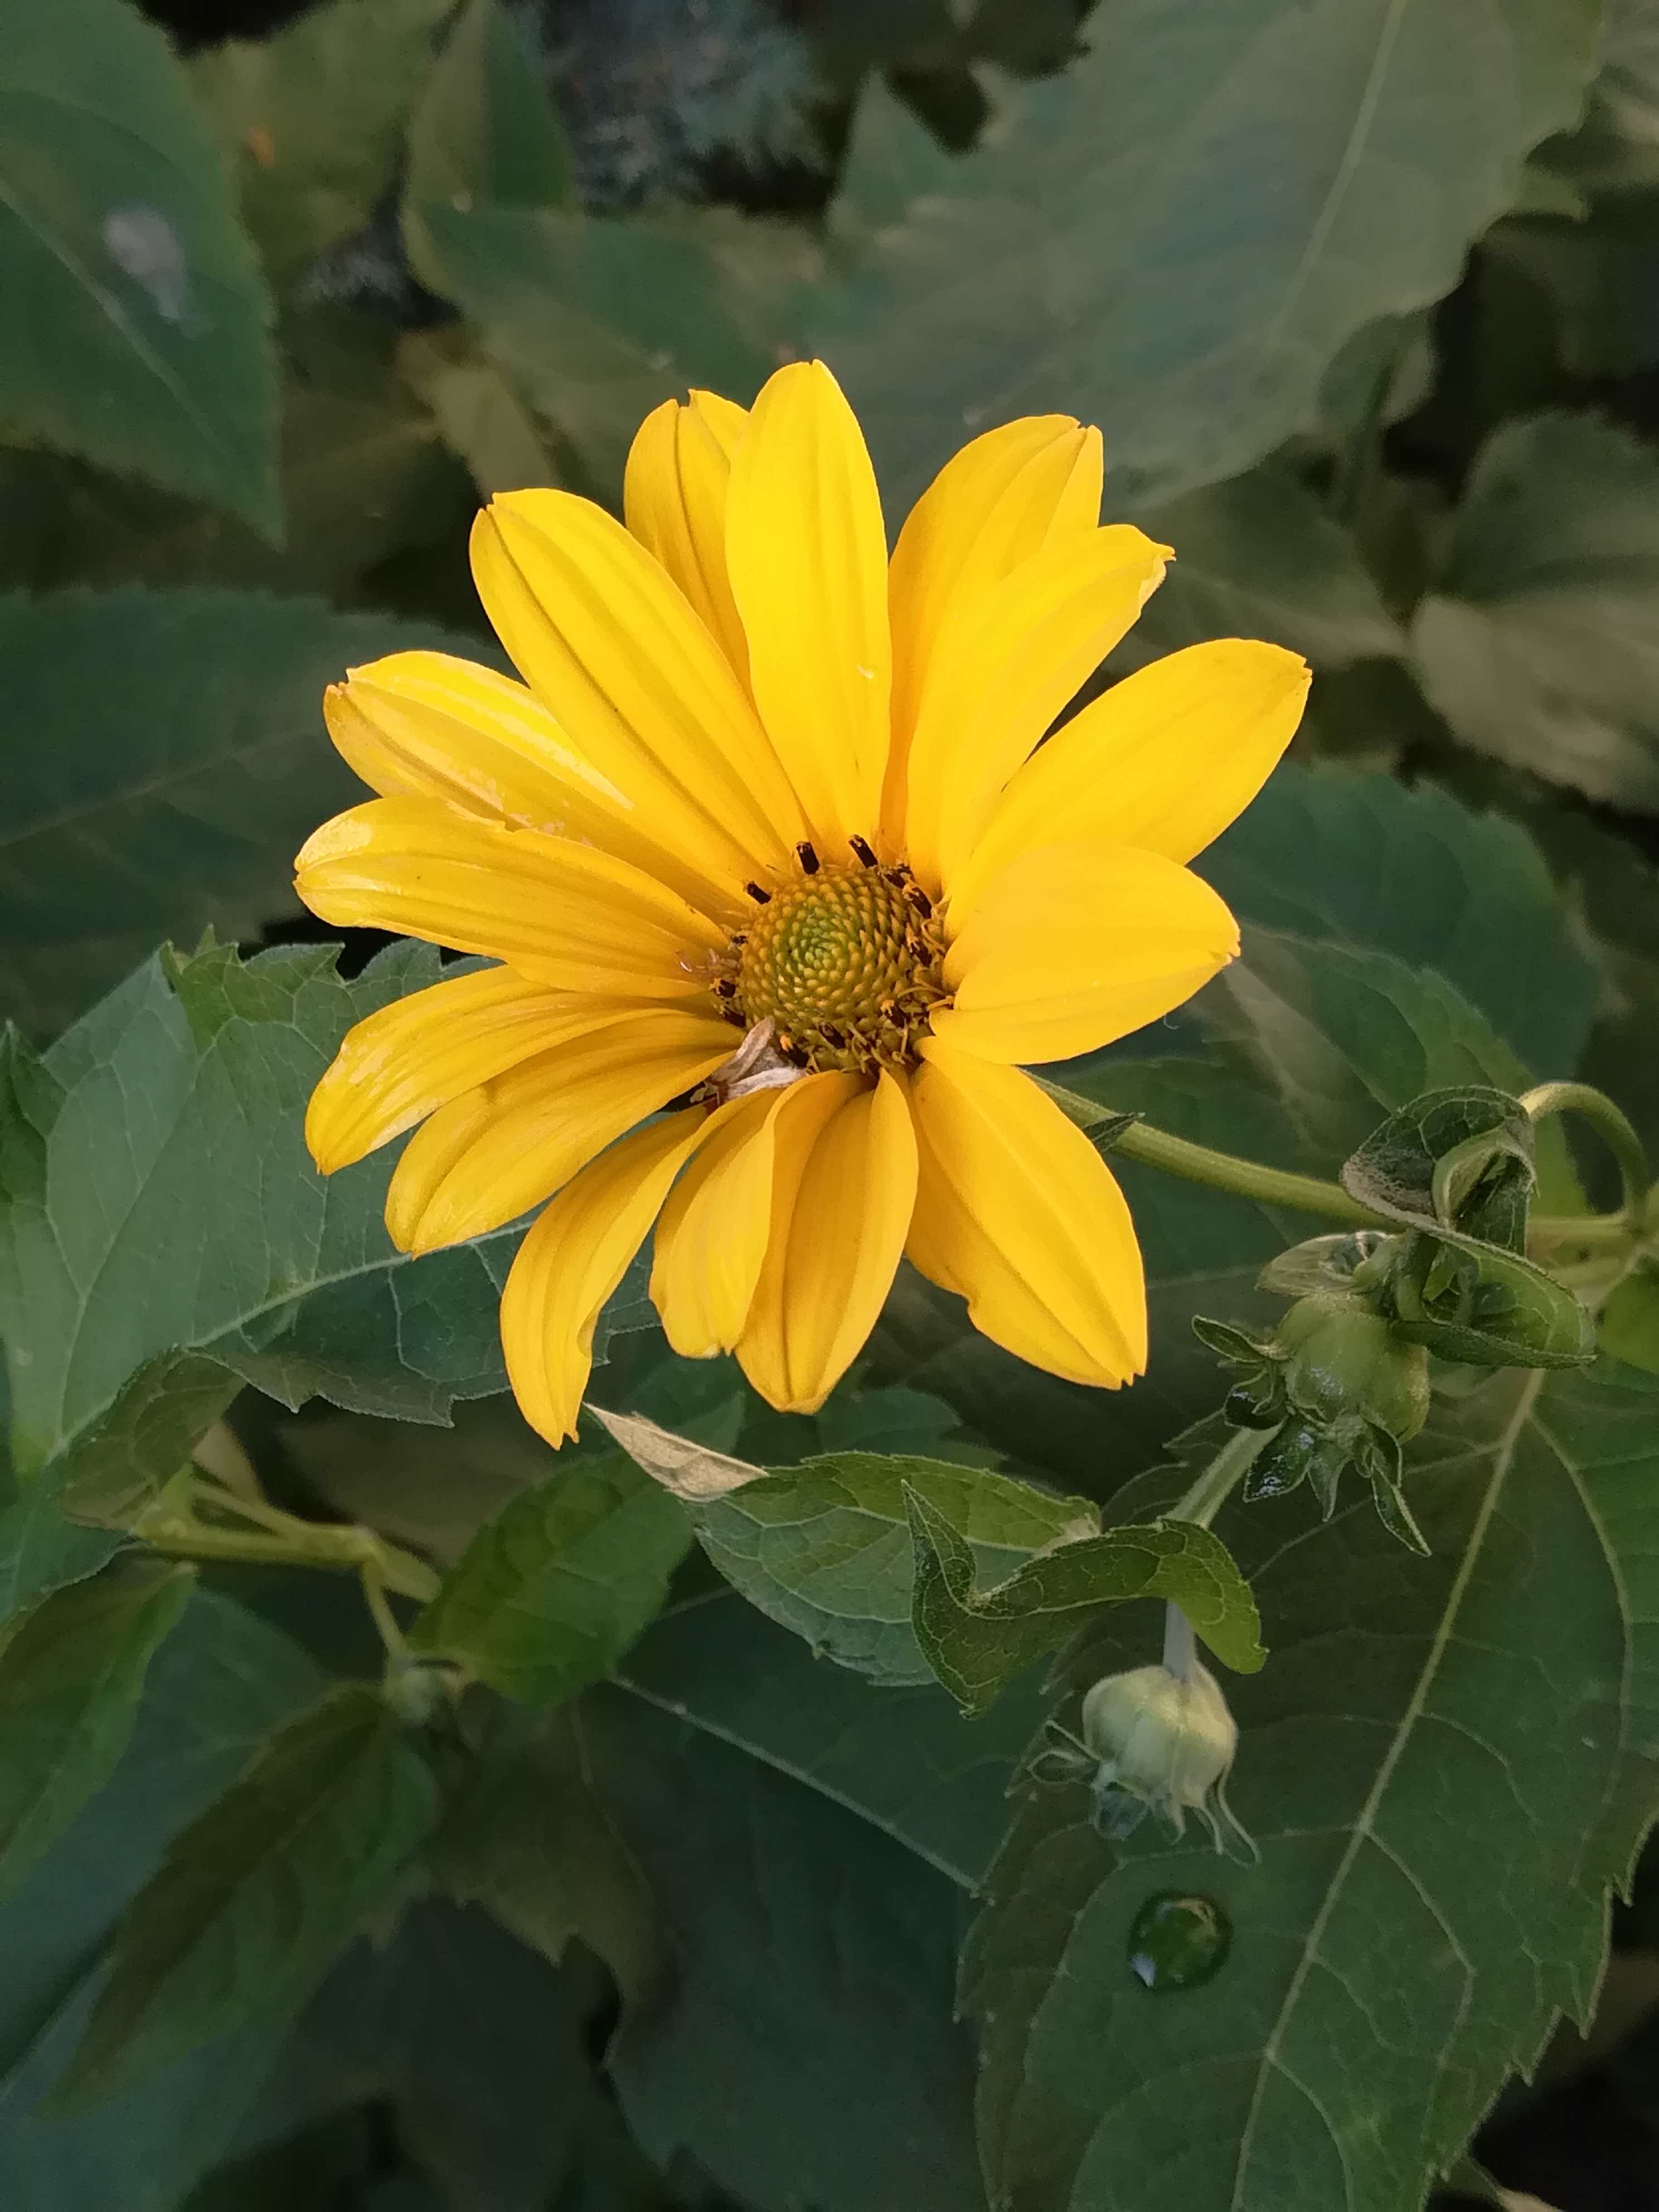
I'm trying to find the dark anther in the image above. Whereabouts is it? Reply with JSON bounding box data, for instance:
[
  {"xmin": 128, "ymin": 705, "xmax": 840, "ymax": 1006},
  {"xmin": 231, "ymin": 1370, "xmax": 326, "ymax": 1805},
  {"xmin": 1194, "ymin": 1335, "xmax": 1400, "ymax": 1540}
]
[
  {"xmin": 849, "ymin": 835, "xmax": 879, "ymax": 869},
  {"xmin": 904, "ymin": 883, "xmax": 934, "ymax": 919},
  {"xmin": 730, "ymin": 932, "xmax": 746, "ymax": 947},
  {"xmin": 819, "ymin": 1025, "xmax": 846, "ymax": 1048},
  {"xmin": 782, "ymin": 1037, "xmax": 810, "ymax": 1066},
  {"xmin": 745, "ymin": 881, "xmax": 772, "ymax": 904},
  {"xmin": 795, "ymin": 841, "xmax": 821, "ymax": 875},
  {"xmin": 713, "ymin": 978, "xmax": 736, "ymax": 998}
]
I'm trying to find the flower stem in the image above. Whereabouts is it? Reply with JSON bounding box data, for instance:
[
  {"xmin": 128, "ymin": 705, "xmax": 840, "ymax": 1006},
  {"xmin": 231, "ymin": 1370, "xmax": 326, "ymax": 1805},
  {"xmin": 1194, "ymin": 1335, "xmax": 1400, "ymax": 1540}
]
[
  {"xmin": 1060, "ymin": 1088, "xmax": 1646, "ymax": 1260},
  {"xmin": 1521, "ymin": 1081, "xmax": 1652, "ymax": 1238},
  {"xmin": 1161, "ymin": 1600, "xmax": 1198, "ymax": 1680},
  {"xmin": 130, "ymin": 1481, "xmax": 439, "ymax": 1604},
  {"xmin": 1166, "ymin": 1423, "xmax": 1275, "ymax": 1531}
]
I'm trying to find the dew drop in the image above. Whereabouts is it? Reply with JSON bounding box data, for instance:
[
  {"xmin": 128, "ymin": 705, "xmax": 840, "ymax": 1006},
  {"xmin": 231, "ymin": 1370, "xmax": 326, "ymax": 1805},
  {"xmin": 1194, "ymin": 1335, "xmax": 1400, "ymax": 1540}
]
[{"xmin": 1126, "ymin": 1891, "xmax": 1231, "ymax": 1992}]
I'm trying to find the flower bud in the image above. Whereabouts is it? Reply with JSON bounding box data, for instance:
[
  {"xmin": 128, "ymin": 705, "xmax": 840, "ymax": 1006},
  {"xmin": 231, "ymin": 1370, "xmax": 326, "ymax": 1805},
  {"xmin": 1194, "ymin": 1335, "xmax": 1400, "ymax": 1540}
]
[
  {"xmin": 1275, "ymin": 1290, "xmax": 1430, "ymax": 1443},
  {"xmin": 1074, "ymin": 1658, "xmax": 1250, "ymax": 1856}
]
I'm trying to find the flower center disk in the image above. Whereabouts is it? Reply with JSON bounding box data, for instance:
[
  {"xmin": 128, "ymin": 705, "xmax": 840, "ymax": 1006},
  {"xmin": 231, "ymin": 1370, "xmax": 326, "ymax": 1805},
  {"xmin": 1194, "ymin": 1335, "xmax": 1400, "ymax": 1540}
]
[{"xmin": 727, "ymin": 860, "xmax": 948, "ymax": 1073}]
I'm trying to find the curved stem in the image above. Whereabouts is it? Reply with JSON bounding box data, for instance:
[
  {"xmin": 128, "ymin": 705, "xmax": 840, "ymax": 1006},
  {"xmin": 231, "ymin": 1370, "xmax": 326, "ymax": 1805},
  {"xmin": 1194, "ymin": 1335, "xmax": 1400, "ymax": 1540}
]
[
  {"xmin": 1521, "ymin": 1081, "xmax": 1652, "ymax": 1238},
  {"xmin": 1166, "ymin": 1423, "xmax": 1275, "ymax": 1531},
  {"xmin": 1108, "ymin": 1118, "xmax": 1381, "ymax": 1227},
  {"xmin": 132, "ymin": 1483, "xmax": 439, "ymax": 1604}
]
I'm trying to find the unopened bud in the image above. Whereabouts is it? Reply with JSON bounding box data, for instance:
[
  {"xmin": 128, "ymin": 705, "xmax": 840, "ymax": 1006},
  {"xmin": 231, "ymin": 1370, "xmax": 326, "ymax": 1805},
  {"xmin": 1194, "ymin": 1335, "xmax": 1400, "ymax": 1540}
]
[
  {"xmin": 1030, "ymin": 1657, "xmax": 1250, "ymax": 1859},
  {"xmin": 1275, "ymin": 1291, "xmax": 1430, "ymax": 1444}
]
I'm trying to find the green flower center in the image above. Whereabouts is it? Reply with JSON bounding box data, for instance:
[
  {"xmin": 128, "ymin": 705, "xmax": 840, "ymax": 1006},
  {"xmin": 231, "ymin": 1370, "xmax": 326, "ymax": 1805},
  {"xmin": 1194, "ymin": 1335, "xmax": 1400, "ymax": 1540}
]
[{"xmin": 717, "ymin": 849, "xmax": 949, "ymax": 1073}]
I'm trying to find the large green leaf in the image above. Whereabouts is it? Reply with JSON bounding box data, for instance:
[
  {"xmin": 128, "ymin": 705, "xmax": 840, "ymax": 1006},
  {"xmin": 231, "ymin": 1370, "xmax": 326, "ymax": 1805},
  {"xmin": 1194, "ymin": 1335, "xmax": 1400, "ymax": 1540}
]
[
  {"xmin": 587, "ymin": 1663, "xmax": 987, "ymax": 2212},
  {"xmin": 56, "ymin": 1681, "xmax": 436, "ymax": 2104},
  {"xmin": 680, "ymin": 1447, "xmax": 1097, "ymax": 1686},
  {"xmin": 0, "ymin": 587, "xmax": 488, "ymax": 1036},
  {"xmin": 1201, "ymin": 764, "xmax": 1600, "ymax": 1080},
  {"xmin": 0, "ymin": 1483, "xmax": 124, "ymax": 1621},
  {"xmin": 0, "ymin": 942, "xmax": 520, "ymax": 1505},
  {"xmin": 192, "ymin": 0, "xmax": 452, "ymax": 290},
  {"xmin": 818, "ymin": 9, "xmax": 1597, "ymax": 510},
  {"xmin": 0, "ymin": 0, "xmax": 277, "ymax": 528},
  {"xmin": 0, "ymin": 1590, "xmax": 323, "ymax": 2209},
  {"xmin": 1117, "ymin": 464, "xmax": 1401, "ymax": 673},
  {"xmin": 410, "ymin": 1451, "xmax": 692, "ymax": 1703},
  {"xmin": 0, "ymin": 1558, "xmax": 195, "ymax": 1900},
  {"xmin": 1413, "ymin": 414, "xmax": 1659, "ymax": 811},
  {"xmin": 961, "ymin": 1350, "xmax": 1659, "ymax": 2212}
]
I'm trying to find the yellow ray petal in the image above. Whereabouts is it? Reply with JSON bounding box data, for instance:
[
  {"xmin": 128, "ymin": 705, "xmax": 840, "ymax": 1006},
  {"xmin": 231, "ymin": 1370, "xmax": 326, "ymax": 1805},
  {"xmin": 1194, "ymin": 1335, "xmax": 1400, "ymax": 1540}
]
[
  {"xmin": 324, "ymin": 650, "xmax": 740, "ymax": 923},
  {"xmin": 736, "ymin": 1069, "xmax": 916, "ymax": 1414},
  {"xmin": 306, "ymin": 964, "xmax": 639, "ymax": 1174},
  {"xmin": 950, "ymin": 641, "xmax": 1310, "ymax": 912},
  {"xmin": 908, "ymin": 1041, "xmax": 1144, "ymax": 1385},
  {"xmin": 934, "ymin": 842, "xmax": 1238, "ymax": 1065},
  {"xmin": 624, "ymin": 390, "xmax": 751, "ymax": 685},
  {"xmin": 501, "ymin": 1107, "xmax": 721, "ymax": 1445},
  {"xmin": 384, "ymin": 1007, "xmax": 731, "ymax": 1253},
  {"xmin": 882, "ymin": 415, "xmax": 1102, "ymax": 845},
  {"xmin": 472, "ymin": 491, "xmax": 805, "ymax": 884},
  {"xmin": 295, "ymin": 795, "xmax": 726, "ymax": 998},
  {"xmin": 725, "ymin": 360, "xmax": 891, "ymax": 855},
  {"xmin": 903, "ymin": 525, "xmax": 1170, "ymax": 894},
  {"xmin": 649, "ymin": 1084, "xmax": 782, "ymax": 1357}
]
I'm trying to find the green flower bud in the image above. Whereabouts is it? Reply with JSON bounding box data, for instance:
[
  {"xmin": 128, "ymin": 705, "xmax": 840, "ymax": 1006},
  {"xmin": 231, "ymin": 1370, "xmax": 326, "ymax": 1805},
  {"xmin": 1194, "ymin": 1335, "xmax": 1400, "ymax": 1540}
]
[
  {"xmin": 1070, "ymin": 1658, "xmax": 1251, "ymax": 1857},
  {"xmin": 1275, "ymin": 1290, "xmax": 1431, "ymax": 1443}
]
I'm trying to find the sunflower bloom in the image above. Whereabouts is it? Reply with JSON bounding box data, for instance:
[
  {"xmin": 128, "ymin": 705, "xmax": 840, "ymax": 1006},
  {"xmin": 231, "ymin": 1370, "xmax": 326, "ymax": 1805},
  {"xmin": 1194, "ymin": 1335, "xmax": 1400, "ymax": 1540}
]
[{"xmin": 295, "ymin": 361, "xmax": 1308, "ymax": 1444}]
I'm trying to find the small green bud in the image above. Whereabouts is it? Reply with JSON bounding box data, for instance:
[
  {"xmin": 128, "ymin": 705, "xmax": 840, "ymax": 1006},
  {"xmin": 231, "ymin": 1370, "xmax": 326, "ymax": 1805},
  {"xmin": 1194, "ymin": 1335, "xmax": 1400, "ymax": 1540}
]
[
  {"xmin": 1275, "ymin": 1290, "xmax": 1431, "ymax": 1443},
  {"xmin": 1070, "ymin": 1658, "xmax": 1251, "ymax": 1857}
]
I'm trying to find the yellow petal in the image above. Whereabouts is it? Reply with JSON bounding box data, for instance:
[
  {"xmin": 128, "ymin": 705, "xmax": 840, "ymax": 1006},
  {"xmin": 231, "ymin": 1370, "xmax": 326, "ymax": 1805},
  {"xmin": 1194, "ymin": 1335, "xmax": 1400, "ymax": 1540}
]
[
  {"xmin": 882, "ymin": 416, "xmax": 1102, "ymax": 844},
  {"xmin": 649, "ymin": 1084, "xmax": 782, "ymax": 1357},
  {"xmin": 294, "ymin": 796, "xmax": 726, "ymax": 998},
  {"xmin": 725, "ymin": 360, "xmax": 891, "ymax": 855},
  {"xmin": 908, "ymin": 1040, "xmax": 1145, "ymax": 1384},
  {"xmin": 736, "ymin": 1069, "xmax": 916, "ymax": 1414},
  {"xmin": 934, "ymin": 842, "xmax": 1239, "ymax": 1065},
  {"xmin": 307, "ymin": 964, "xmax": 633, "ymax": 1173},
  {"xmin": 324, "ymin": 651, "xmax": 739, "ymax": 923},
  {"xmin": 384, "ymin": 1008, "xmax": 731, "ymax": 1253},
  {"xmin": 500, "ymin": 1108, "xmax": 716, "ymax": 1445},
  {"xmin": 951, "ymin": 640, "xmax": 1310, "ymax": 911},
  {"xmin": 624, "ymin": 390, "xmax": 751, "ymax": 684},
  {"xmin": 903, "ymin": 525, "xmax": 1170, "ymax": 894},
  {"xmin": 472, "ymin": 491, "xmax": 805, "ymax": 884}
]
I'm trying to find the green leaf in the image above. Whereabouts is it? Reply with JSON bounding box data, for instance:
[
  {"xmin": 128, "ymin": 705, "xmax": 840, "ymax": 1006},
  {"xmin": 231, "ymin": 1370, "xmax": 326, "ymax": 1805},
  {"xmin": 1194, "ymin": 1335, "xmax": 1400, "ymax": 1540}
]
[
  {"xmin": 1496, "ymin": 193, "xmax": 1659, "ymax": 376},
  {"xmin": 820, "ymin": 11, "xmax": 1598, "ymax": 510},
  {"xmin": 0, "ymin": 0, "xmax": 278, "ymax": 529},
  {"xmin": 585, "ymin": 1670, "xmax": 986, "ymax": 2212},
  {"xmin": 1116, "ymin": 463, "xmax": 1402, "ymax": 674},
  {"xmin": 1413, "ymin": 414, "xmax": 1659, "ymax": 812},
  {"xmin": 0, "ymin": 1482, "xmax": 124, "ymax": 1622},
  {"xmin": 404, "ymin": 0, "xmax": 576, "ymax": 287},
  {"xmin": 237, "ymin": 1899, "xmax": 601, "ymax": 2212},
  {"xmin": 693, "ymin": 1451, "xmax": 1100, "ymax": 1686},
  {"xmin": 0, "ymin": 1558, "xmax": 194, "ymax": 1900},
  {"xmin": 0, "ymin": 943, "xmax": 520, "ymax": 1508},
  {"xmin": 56, "ymin": 1680, "xmax": 436, "ymax": 2105},
  {"xmin": 615, "ymin": 1585, "xmax": 1046, "ymax": 1891},
  {"xmin": 0, "ymin": 1589, "xmax": 323, "ymax": 2208},
  {"xmin": 0, "ymin": 587, "xmax": 494, "ymax": 1038},
  {"xmin": 410, "ymin": 1452, "xmax": 691, "ymax": 1704},
  {"xmin": 192, "ymin": 0, "xmax": 452, "ymax": 290},
  {"xmin": 1215, "ymin": 927, "xmax": 1555, "ymax": 1164},
  {"xmin": 905, "ymin": 1488, "xmax": 1263, "ymax": 1717},
  {"xmin": 1340, "ymin": 1089, "xmax": 1595, "ymax": 1368},
  {"xmin": 431, "ymin": 1707, "xmax": 663, "ymax": 2016},
  {"xmin": 1201, "ymin": 763, "xmax": 1601, "ymax": 1081},
  {"xmin": 418, "ymin": 200, "xmax": 812, "ymax": 498},
  {"xmin": 962, "ymin": 1351, "xmax": 1659, "ymax": 2212}
]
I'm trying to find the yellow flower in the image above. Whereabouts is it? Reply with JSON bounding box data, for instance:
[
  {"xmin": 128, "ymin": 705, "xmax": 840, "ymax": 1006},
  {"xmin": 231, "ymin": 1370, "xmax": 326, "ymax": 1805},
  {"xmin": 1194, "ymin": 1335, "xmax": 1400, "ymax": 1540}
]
[{"xmin": 295, "ymin": 362, "xmax": 1308, "ymax": 1444}]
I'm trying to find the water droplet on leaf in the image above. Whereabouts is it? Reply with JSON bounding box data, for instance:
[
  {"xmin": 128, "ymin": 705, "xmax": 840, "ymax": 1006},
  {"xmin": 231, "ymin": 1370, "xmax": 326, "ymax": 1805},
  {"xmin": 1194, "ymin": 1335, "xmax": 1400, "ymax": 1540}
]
[{"xmin": 1127, "ymin": 1891, "xmax": 1231, "ymax": 1991}]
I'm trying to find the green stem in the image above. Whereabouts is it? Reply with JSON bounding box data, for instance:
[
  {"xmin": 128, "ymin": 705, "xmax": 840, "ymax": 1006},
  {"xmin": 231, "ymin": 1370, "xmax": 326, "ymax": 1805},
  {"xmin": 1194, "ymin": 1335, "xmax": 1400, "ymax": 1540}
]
[
  {"xmin": 1521, "ymin": 1081, "xmax": 1652, "ymax": 1237},
  {"xmin": 131, "ymin": 1491, "xmax": 439, "ymax": 1604},
  {"xmin": 1110, "ymin": 1118, "xmax": 1380, "ymax": 1227},
  {"xmin": 1166, "ymin": 1424, "xmax": 1275, "ymax": 1531},
  {"xmin": 1100, "ymin": 1105, "xmax": 1643, "ymax": 1259}
]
